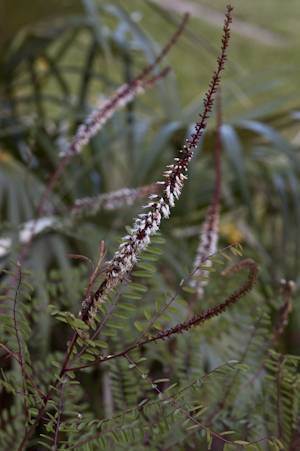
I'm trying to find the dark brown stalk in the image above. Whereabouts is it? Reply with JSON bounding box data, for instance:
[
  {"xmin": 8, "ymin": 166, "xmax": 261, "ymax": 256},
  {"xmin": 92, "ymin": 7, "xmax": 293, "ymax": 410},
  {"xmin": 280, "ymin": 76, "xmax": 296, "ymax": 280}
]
[
  {"xmin": 191, "ymin": 88, "xmax": 223, "ymax": 296},
  {"xmin": 141, "ymin": 259, "xmax": 258, "ymax": 343},
  {"xmin": 207, "ymin": 280, "xmax": 294, "ymax": 423},
  {"xmin": 83, "ymin": 6, "xmax": 234, "ymax": 326}
]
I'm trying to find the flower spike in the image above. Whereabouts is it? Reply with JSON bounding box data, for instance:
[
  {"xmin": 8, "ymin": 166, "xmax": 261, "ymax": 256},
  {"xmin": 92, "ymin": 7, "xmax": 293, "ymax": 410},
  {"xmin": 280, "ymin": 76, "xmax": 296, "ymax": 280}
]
[{"xmin": 80, "ymin": 6, "xmax": 234, "ymax": 325}]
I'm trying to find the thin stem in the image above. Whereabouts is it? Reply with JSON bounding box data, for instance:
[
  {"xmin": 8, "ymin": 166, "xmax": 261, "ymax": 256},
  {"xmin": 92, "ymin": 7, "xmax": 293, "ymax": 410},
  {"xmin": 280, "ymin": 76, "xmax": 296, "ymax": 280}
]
[
  {"xmin": 0, "ymin": 344, "xmax": 46, "ymax": 399},
  {"xmin": 123, "ymin": 354, "xmax": 235, "ymax": 446}
]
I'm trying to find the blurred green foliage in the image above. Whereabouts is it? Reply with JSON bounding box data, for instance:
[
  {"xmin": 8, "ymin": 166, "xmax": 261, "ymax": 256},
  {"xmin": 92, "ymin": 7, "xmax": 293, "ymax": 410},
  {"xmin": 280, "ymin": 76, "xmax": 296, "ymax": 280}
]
[{"xmin": 1, "ymin": 1, "xmax": 300, "ymax": 449}]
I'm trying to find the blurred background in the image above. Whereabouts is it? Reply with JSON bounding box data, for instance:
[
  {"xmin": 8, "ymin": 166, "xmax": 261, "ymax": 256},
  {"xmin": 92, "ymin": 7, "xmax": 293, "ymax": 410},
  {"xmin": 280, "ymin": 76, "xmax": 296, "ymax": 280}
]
[{"xmin": 1, "ymin": 0, "xmax": 300, "ymax": 403}]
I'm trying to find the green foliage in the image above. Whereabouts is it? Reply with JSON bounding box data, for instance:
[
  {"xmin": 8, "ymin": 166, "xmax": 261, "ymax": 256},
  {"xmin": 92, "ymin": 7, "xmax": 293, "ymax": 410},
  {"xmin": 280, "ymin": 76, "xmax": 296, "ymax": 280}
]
[{"xmin": 0, "ymin": 2, "xmax": 300, "ymax": 451}]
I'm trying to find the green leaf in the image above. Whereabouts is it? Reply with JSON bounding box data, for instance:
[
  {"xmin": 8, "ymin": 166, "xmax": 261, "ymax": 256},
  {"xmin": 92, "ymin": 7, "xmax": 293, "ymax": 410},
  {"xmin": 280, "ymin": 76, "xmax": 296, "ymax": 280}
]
[
  {"xmin": 144, "ymin": 310, "xmax": 151, "ymax": 321},
  {"xmin": 209, "ymin": 258, "xmax": 224, "ymax": 264},
  {"xmin": 22, "ymin": 271, "xmax": 32, "ymax": 276},
  {"xmin": 7, "ymin": 342, "xmax": 19, "ymax": 352},
  {"xmin": 19, "ymin": 329, "xmax": 29, "ymax": 340},
  {"xmin": 139, "ymin": 253, "xmax": 159, "ymax": 261},
  {"xmin": 105, "ymin": 321, "xmax": 123, "ymax": 329},
  {"xmin": 195, "ymin": 406, "xmax": 209, "ymax": 417},
  {"xmin": 134, "ymin": 321, "xmax": 143, "ymax": 332},
  {"xmin": 138, "ymin": 398, "xmax": 148, "ymax": 407},
  {"xmin": 99, "ymin": 304, "xmax": 107, "ymax": 314},
  {"xmin": 46, "ymin": 412, "xmax": 58, "ymax": 423},
  {"xmin": 68, "ymin": 317, "xmax": 89, "ymax": 330},
  {"xmin": 118, "ymin": 303, "xmax": 136, "ymax": 311},
  {"xmin": 155, "ymin": 300, "xmax": 159, "ymax": 312},
  {"xmin": 220, "ymin": 253, "xmax": 233, "ymax": 261},
  {"xmin": 86, "ymin": 339, "xmax": 96, "ymax": 347},
  {"xmin": 182, "ymin": 418, "xmax": 190, "ymax": 427},
  {"xmin": 18, "ymin": 321, "xmax": 31, "ymax": 334},
  {"xmin": 207, "ymin": 430, "xmax": 211, "ymax": 443},
  {"xmin": 81, "ymin": 354, "xmax": 96, "ymax": 361},
  {"xmin": 186, "ymin": 424, "xmax": 200, "ymax": 430},
  {"xmin": 274, "ymin": 440, "xmax": 285, "ymax": 450},
  {"xmin": 37, "ymin": 442, "xmax": 53, "ymax": 450},
  {"xmin": 101, "ymin": 330, "xmax": 117, "ymax": 336},
  {"xmin": 153, "ymin": 322, "xmax": 163, "ymax": 330},
  {"xmin": 8, "ymin": 258, "xmax": 20, "ymax": 268},
  {"xmin": 234, "ymin": 441, "xmax": 250, "ymax": 445},
  {"xmin": 136, "ymin": 263, "xmax": 156, "ymax": 272},
  {"xmin": 151, "ymin": 237, "xmax": 166, "ymax": 244},
  {"xmin": 226, "ymin": 364, "xmax": 236, "ymax": 371},
  {"xmin": 213, "ymin": 370, "xmax": 227, "ymax": 376},
  {"xmin": 19, "ymin": 302, "xmax": 30, "ymax": 313},
  {"xmin": 131, "ymin": 271, "xmax": 153, "ymax": 277},
  {"xmin": 121, "ymin": 429, "xmax": 128, "ymax": 444},
  {"xmin": 236, "ymin": 364, "xmax": 248, "ymax": 372},
  {"xmin": 192, "ymin": 276, "xmax": 209, "ymax": 281},
  {"xmin": 182, "ymin": 287, "xmax": 197, "ymax": 293},
  {"xmin": 21, "ymin": 281, "xmax": 34, "ymax": 291},
  {"xmin": 39, "ymin": 434, "xmax": 54, "ymax": 441},
  {"xmin": 167, "ymin": 306, "xmax": 178, "ymax": 314},
  {"xmin": 112, "ymin": 311, "xmax": 129, "ymax": 319},
  {"xmin": 122, "ymin": 292, "xmax": 142, "ymax": 299},
  {"xmin": 165, "ymin": 383, "xmax": 177, "ymax": 393},
  {"xmin": 98, "ymin": 435, "xmax": 106, "ymax": 448},
  {"xmin": 0, "ymin": 295, "xmax": 14, "ymax": 301},
  {"xmin": 19, "ymin": 291, "xmax": 31, "ymax": 301},
  {"xmin": 220, "ymin": 431, "xmax": 236, "ymax": 435},
  {"xmin": 147, "ymin": 424, "xmax": 153, "ymax": 438},
  {"xmin": 233, "ymin": 247, "xmax": 242, "ymax": 257},
  {"xmin": 155, "ymin": 402, "xmax": 162, "ymax": 413},
  {"xmin": 228, "ymin": 360, "xmax": 239, "ymax": 364},
  {"xmin": 52, "ymin": 361, "xmax": 62, "ymax": 368},
  {"xmin": 2, "ymin": 325, "xmax": 15, "ymax": 334},
  {"xmin": 174, "ymin": 298, "xmax": 188, "ymax": 306},
  {"xmin": 199, "ymin": 266, "xmax": 216, "ymax": 272},
  {"xmin": 77, "ymin": 422, "xmax": 86, "ymax": 431},
  {"xmin": 160, "ymin": 314, "xmax": 171, "ymax": 322},
  {"xmin": 127, "ymin": 283, "xmax": 147, "ymax": 292},
  {"xmin": 146, "ymin": 247, "xmax": 163, "ymax": 255},
  {"xmin": 2, "ymin": 270, "xmax": 18, "ymax": 278},
  {"xmin": 94, "ymin": 340, "xmax": 108, "ymax": 348},
  {"xmin": 189, "ymin": 405, "xmax": 203, "ymax": 412}
]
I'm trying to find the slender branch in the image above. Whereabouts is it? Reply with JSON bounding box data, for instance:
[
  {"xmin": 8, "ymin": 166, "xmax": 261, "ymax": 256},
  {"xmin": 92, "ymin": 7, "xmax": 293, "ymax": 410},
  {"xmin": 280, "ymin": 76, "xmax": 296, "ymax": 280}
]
[
  {"xmin": 138, "ymin": 259, "xmax": 258, "ymax": 345},
  {"xmin": 191, "ymin": 88, "xmax": 222, "ymax": 297},
  {"xmin": 66, "ymin": 244, "xmax": 242, "ymax": 372},
  {"xmin": 123, "ymin": 354, "xmax": 235, "ymax": 445},
  {"xmin": 0, "ymin": 344, "xmax": 46, "ymax": 399}
]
